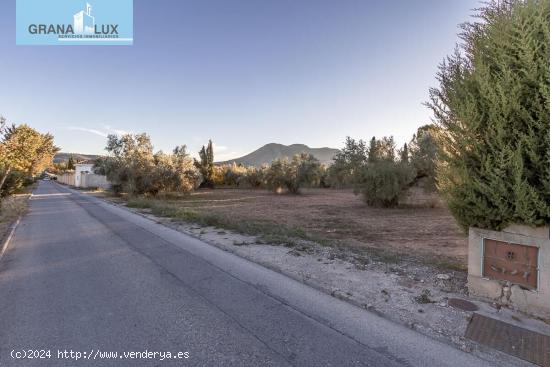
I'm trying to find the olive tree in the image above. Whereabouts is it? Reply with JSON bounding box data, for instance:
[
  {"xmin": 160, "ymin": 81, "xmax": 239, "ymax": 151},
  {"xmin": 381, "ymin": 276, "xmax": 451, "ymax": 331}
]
[
  {"xmin": 97, "ymin": 133, "xmax": 200, "ymax": 195},
  {"xmin": 265, "ymin": 153, "xmax": 321, "ymax": 194}
]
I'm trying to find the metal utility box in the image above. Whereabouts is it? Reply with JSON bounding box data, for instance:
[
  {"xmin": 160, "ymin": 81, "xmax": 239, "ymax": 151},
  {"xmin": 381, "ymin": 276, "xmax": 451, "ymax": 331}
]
[{"xmin": 482, "ymin": 239, "xmax": 538, "ymax": 290}]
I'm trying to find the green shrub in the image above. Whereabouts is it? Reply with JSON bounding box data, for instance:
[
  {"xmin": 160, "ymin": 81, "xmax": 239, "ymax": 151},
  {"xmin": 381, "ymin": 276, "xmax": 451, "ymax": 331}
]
[
  {"xmin": 265, "ymin": 159, "xmax": 290, "ymax": 192},
  {"xmin": 97, "ymin": 134, "xmax": 200, "ymax": 196},
  {"xmin": 330, "ymin": 135, "xmax": 416, "ymax": 207},
  {"xmin": 427, "ymin": 0, "xmax": 550, "ymax": 230},
  {"xmin": 357, "ymin": 161, "xmax": 415, "ymax": 207},
  {"xmin": 265, "ymin": 153, "xmax": 321, "ymax": 194},
  {"xmin": 239, "ymin": 167, "xmax": 265, "ymax": 188},
  {"xmin": 211, "ymin": 164, "xmax": 265, "ymax": 188},
  {"xmin": 223, "ymin": 164, "xmax": 247, "ymax": 186}
]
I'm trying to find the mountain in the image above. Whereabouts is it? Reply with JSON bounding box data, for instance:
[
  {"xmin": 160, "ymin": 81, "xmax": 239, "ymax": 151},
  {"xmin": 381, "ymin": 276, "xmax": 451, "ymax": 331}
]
[
  {"xmin": 54, "ymin": 153, "xmax": 101, "ymax": 164},
  {"xmin": 218, "ymin": 143, "xmax": 339, "ymax": 167}
]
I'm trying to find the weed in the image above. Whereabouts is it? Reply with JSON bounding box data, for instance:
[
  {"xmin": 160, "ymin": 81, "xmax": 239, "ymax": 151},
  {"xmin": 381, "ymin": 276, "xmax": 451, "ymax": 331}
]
[
  {"xmin": 126, "ymin": 198, "xmax": 153, "ymax": 209},
  {"xmin": 0, "ymin": 195, "xmax": 29, "ymax": 240},
  {"xmin": 365, "ymin": 247, "xmax": 401, "ymax": 264},
  {"xmin": 1, "ymin": 197, "xmax": 27, "ymax": 218},
  {"xmin": 414, "ymin": 289, "xmax": 433, "ymax": 304},
  {"xmin": 432, "ymin": 259, "xmax": 467, "ymax": 272}
]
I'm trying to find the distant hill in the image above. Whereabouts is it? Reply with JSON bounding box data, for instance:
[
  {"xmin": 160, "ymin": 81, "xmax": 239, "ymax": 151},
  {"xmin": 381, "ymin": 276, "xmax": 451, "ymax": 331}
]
[
  {"xmin": 218, "ymin": 143, "xmax": 339, "ymax": 167},
  {"xmin": 54, "ymin": 153, "xmax": 101, "ymax": 164}
]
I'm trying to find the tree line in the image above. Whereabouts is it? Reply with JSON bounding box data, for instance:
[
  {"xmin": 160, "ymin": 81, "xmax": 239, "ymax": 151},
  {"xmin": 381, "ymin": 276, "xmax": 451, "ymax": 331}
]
[
  {"xmin": 93, "ymin": 135, "xmax": 325, "ymax": 196},
  {"xmin": 92, "ymin": 124, "xmax": 438, "ymax": 208}
]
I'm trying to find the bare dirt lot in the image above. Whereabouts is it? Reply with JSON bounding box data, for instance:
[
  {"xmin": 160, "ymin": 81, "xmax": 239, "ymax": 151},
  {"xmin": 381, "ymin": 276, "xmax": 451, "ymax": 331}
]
[{"xmin": 121, "ymin": 188, "xmax": 467, "ymax": 269}]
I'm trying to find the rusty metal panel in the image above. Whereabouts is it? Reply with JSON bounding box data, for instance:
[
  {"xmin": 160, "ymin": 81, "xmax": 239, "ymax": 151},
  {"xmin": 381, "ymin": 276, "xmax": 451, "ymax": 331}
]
[
  {"xmin": 466, "ymin": 313, "xmax": 550, "ymax": 367},
  {"xmin": 483, "ymin": 238, "xmax": 538, "ymax": 289}
]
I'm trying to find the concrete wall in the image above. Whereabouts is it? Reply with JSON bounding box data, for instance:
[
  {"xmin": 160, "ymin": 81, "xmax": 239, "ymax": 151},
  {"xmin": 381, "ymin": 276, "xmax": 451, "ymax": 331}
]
[
  {"xmin": 80, "ymin": 173, "xmax": 111, "ymax": 190},
  {"xmin": 74, "ymin": 164, "xmax": 94, "ymax": 188},
  {"xmin": 56, "ymin": 172, "xmax": 110, "ymax": 190},
  {"xmin": 57, "ymin": 172, "xmax": 75, "ymax": 186},
  {"xmin": 468, "ymin": 225, "xmax": 550, "ymax": 318}
]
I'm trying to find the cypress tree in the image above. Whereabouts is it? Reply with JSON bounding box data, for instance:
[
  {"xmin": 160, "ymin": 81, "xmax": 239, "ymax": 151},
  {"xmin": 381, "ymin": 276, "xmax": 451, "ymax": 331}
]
[
  {"xmin": 67, "ymin": 156, "xmax": 75, "ymax": 170},
  {"xmin": 195, "ymin": 139, "xmax": 215, "ymax": 188},
  {"xmin": 428, "ymin": 0, "xmax": 550, "ymax": 230}
]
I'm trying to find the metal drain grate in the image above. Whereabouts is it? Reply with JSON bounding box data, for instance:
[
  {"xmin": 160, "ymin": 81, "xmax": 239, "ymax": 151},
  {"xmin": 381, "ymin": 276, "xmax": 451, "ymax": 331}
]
[
  {"xmin": 448, "ymin": 298, "xmax": 479, "ymax": 311},
  {"xmin": 466, "ymin": 313, "xmax": 550, "ymax": 366}
]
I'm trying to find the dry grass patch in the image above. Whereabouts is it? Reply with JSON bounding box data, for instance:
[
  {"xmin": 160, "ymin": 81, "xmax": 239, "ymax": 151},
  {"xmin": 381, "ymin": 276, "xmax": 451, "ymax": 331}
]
[
  {"xmin": 113, "ymin": 188, "xmax": 467, "ymax": 270},
  {"xmin": 0, "ymin": 195, "xmax": 29, "ymax": 242}
]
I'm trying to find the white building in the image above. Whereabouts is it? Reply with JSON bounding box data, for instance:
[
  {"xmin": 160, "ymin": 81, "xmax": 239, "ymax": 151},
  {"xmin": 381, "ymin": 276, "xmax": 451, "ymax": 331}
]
[
  {"xmin": 74, "ymin": 163, "xmax": 94, "ymax": 187},
  {"xmin": 74, "ymin": 3, "xmax": 95, "ymax": 34}
]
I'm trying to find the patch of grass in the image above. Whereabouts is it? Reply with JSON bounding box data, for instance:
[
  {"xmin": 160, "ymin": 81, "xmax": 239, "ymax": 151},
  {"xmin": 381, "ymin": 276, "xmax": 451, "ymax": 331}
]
[
  {"xmin": 365, "ymin": 247, "xmax": 401, "ymax": 264},
  {"xmin": 312, "ymin": 237, "xmax": 335, "ymax": 247},
  {"xmin": 0, "ymin": 196, "xmax": 28, "ymax": 220},
  {"xmin": 259, "ymin": 234, "xmax": 302, "ymax": 247},
  {"xmin": 432, "ymin": 259, "xmax": 467, "ymax": 272},
  {"xmin": 0, "ymin": 195, "xmax": 29, "ymax": 240},
  {"xmin": 321, "ymin": 217, "xmax": 355, "ymax": 232},
  {"xmin": 124, "ymin": 197, "xmax": 312, "ymax": 247},
  {"xmin": 126, "ymin": 198, "xmax": 154, "ymax": 209}
]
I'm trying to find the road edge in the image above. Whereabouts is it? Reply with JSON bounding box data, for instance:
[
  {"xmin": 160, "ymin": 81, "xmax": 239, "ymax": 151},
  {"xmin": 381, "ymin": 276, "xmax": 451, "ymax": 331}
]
[
  {"xmin": 0, "ymin": 210, "xmax": 25, "ymax": 261},
  {"xmin": 0, "ymin": 191, "xmax": 34, "ymax": 262},
  {"xmin": 56, "ymin": 183, "xmax": 531, "ymax": 367}
]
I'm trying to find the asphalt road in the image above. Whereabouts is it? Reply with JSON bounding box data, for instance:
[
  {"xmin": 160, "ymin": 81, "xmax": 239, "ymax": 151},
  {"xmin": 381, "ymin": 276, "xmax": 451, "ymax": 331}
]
[{"xmin": 0, "ymin": 181, "xmax": 516, "ymax": 367}]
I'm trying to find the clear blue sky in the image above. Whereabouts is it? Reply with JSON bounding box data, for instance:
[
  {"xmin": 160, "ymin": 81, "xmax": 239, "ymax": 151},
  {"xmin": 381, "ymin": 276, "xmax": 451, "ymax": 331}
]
[{"xmin": 0, "ymin": 0, "xmax": 480, "ymax": 159}]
